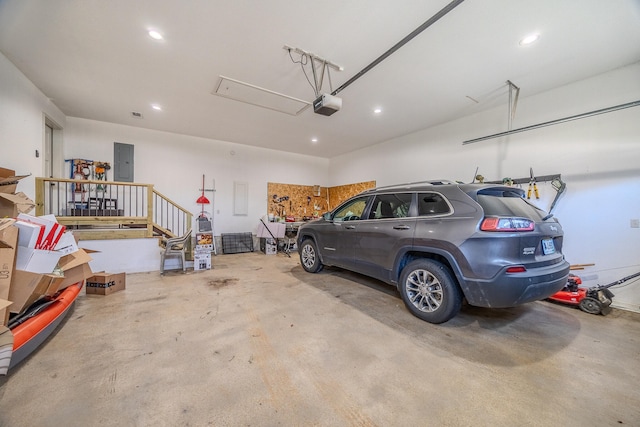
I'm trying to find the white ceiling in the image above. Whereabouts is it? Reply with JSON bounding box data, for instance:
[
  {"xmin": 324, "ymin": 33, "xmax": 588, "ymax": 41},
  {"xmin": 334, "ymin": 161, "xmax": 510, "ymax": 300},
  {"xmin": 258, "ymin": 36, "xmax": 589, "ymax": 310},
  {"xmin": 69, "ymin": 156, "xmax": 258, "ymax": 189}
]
[{"xmin": 1, "ymin": 0, "xmax": 639, "ymax": 158}]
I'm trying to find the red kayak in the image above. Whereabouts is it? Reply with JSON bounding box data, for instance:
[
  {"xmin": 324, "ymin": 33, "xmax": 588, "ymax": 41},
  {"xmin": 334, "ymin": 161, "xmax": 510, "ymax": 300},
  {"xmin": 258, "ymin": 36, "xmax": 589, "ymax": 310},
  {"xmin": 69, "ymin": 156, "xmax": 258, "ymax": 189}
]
[{"xmin": 8, "ymin": 281, "xmax": 83, "ymax": 369}]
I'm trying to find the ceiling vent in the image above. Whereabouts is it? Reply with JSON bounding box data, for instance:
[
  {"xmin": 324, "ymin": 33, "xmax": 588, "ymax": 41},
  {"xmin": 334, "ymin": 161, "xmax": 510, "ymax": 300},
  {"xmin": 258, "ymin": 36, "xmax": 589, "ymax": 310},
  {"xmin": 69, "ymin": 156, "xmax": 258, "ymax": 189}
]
[{"xmin": 131, "ymin": 111, "xmax": 144, "ymax": 119}]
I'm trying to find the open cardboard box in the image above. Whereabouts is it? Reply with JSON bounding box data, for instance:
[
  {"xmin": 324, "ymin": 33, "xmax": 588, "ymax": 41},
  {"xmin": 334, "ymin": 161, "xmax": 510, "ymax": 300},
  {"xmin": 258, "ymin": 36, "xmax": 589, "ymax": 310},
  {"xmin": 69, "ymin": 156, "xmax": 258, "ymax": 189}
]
[
  {"xmin": 0, "ymin": 192, "xmax": 35, "ymax": 218},
  {"xmin": 0, "ymin": 167, "xmax": 30, "ymax": 195},
  {"xmin": 8, "ymin": 248, "xmax": 95, "ymax": 314},
  {"xmin": 8, "ymin": 271, "xmax": 63, "ymax": 314},
  {"xmin": 15, "ymin": 246, "xmax": 62, "ymax": 274},
  {"xmin": 57, "ymin": 248, "xmax": 94, "ymax": 289},
  {"xmin": 14, "ymin": 215, "xmax": 76, "ymax": 274}
]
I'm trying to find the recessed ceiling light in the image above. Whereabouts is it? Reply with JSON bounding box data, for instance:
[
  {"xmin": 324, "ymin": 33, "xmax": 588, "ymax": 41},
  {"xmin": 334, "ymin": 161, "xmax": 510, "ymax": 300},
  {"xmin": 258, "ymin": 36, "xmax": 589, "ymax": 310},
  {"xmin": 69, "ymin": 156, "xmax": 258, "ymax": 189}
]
[
  {"xmin": 311, "ymin": 138, "xmax": 318, "ymax": 143},
  {"xmin": 151, "ymin": 104, "xmax": 162, "ymax": 111},
  {"xmin": 373, "ymin": 107, "xmax": 382, "ymax": 114},
  {"xmin": 148, "ymin": 30, "xmax": 163, "ymax": 40},
  {"xmin": 519, "ymin": 33, "xmax": 540, "ymax": 46}
]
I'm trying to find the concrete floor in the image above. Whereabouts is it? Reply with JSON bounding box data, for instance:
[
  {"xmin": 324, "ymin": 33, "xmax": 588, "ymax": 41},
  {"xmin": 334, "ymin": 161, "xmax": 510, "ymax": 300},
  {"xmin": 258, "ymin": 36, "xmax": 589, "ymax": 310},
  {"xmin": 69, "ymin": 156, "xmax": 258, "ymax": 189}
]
[{"xmin": 0, "ymin": 251, "xmax": 639, "ymax": 427}]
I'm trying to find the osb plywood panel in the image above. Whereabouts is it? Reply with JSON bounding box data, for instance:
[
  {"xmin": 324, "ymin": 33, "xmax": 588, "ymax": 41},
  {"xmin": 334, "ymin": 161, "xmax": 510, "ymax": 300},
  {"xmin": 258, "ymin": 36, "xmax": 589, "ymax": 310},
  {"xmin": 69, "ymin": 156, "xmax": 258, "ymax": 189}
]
[
  {"xmin": 267, "ymin": 182, "xmax": 329, "ymax": 219},
  {"xmin": 327, "ymin": 181, "xmax": 376, "ymax": 210},
  {"xmin": 267, "ymin": 180, "xmax": 376, "ymax": 220}
]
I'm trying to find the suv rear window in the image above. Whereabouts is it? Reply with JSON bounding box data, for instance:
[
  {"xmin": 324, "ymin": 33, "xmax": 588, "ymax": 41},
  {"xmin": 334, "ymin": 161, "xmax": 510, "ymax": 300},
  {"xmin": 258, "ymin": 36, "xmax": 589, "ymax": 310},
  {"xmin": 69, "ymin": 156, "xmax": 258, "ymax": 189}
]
[{"xmin": 476, "ymin": 189, "xmax": 545, "ymax": 220}]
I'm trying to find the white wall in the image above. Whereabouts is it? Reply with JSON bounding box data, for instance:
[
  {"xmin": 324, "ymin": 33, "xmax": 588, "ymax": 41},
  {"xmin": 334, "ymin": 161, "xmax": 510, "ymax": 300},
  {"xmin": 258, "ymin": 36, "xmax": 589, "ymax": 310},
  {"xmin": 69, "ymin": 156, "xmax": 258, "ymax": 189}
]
[
  {"xmin": 63, "ymin": 117, "xmax": 329, "ymax": 234},
  {"xmin": 63, "ymin": 117, "xmax": 329, "ymax": 273},
  {"xmin": 329, "ymin": 62, "xmax": 640, "ymax": 312},
  {"xmin": 0, "ymin": 52, "xmax": 65, "ymax": 187}
]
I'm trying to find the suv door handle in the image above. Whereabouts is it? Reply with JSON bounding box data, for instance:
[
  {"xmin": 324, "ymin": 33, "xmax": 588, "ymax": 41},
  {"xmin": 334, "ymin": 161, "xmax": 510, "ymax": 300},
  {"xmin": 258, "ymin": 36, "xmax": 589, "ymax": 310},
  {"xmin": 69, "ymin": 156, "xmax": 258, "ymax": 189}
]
[
  {"xmin": 393, "ymin": 225, "xmax": 411, "ymax": 230},
  {"xmin": 344, "ymin": 225, "xmax": 356, "ymax": 230}
]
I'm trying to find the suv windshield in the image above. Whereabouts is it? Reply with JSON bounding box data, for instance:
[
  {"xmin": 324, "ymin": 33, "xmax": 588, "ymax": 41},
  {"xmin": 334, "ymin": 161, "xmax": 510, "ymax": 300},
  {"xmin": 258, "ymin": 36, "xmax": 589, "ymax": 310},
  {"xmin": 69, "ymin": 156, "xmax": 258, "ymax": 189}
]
[{"xmin": 332, "ymin": 196, "xmax": 369, "ymax": 221}]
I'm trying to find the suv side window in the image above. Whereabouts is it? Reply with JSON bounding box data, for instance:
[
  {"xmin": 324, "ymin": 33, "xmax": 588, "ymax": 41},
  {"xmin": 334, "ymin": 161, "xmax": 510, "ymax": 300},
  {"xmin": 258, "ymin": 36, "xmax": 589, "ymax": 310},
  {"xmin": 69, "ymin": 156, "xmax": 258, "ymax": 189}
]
[
  {"xmin": 333, "ymin": 197, "xmax": 369, "ymax": 222},
  {"xmin": 369, "ymin": 193, "xmax": 412, "ymax": 219},
  {"xmin": 418, "ymin": 192, "xmax": 451, "ymax": 216}
]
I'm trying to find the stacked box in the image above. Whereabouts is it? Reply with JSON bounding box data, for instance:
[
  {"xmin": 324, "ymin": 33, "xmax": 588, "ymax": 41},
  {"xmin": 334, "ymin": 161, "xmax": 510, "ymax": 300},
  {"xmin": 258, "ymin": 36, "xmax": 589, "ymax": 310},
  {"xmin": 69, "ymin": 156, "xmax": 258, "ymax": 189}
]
[
  {"xmin": 194, "ymin": 232, "xmax": 213, "ymax": 270},
  {"xmin": 259, "ymin": 237, "xmax": 277, "ymax": 255},
  {"xmin": 86, "ymin": 272, "xmax": 125, "ymax": 296},
  {"xmin": 194, "ymin": 252, "xmax": 211, "ymax": 271},
  {"xmin": 195, "ymin": 232, "xmax": 213, "ymax": 252},
  {"xmin": 1, "ymin": 216, "xmax": 94, "ymax": 315}
]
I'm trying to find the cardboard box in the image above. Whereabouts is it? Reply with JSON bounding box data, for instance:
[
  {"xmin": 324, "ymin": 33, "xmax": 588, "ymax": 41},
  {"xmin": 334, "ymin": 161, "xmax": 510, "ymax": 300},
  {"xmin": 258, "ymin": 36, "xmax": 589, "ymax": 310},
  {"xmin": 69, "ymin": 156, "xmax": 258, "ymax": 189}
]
[
  {"xmin": 57, "ymin": 248, "xmax": 94, "ymax": 290},
  {"xmin": 0, "ymin": 226, "xmax": 18, "ymax": 325},
  {"xmin": 16, "ymin": 213, "xmax": 66, "ymax": 250},
  {"xmin": 0, "ymin": 219, "xmax": 14, "ymax": 232},
  {"xmin": 8, "ymin": 248, "xmax": 93, "ymax": 314},
  {"xmin": 16, "ymin": 246, "xmax": 61, "ymax": 274},
  {"xmin": 54, "ymin": 231, "xmax": 79, "ymax": 255},
  {"xmin": 260, "ymin": 237, "xmax": 277, "ymax": 255},
  {"xmin": 14, "ymin": 219, "xmax": 44, "ymax": 249},
  {"xmin": 8, "ymin": 270, "xmax": 63, "ymax": 314},
  {"xmin": 0, "ymin": 298, "xmax": 12, "ymax": 328},
  {"xmin": 14, "ymin": 215, "xmax": 77, "ymax": 274},
  {"xmin": 0, "ymin": 167, "xmax": 29, "ymax": 194},
  {"xmin": 86, "ymin": 272, "xmax": 125, "ymax": 296},
  {"xmin": 0, "ymin": 299, "xmax": 11, "ymax": 329},
  {"xmin": 0, "ymin": 192, "xmax": 35, "ymax": 218},
  {"xmin": 194, "ymin": 252, "xmax": 211, "ymax": 271},
  {"xmin": 0, "ymin": 299, "xmax": 10, "ymax": 326},
  {"xmin": 195, "ymin": 232, "xmax": 213, "ymax": 252}
]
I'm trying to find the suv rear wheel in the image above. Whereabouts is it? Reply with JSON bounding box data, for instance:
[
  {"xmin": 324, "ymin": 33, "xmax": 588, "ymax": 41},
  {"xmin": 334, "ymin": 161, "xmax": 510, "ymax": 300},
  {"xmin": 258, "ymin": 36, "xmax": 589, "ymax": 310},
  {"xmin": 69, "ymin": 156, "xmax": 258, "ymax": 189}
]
[
  {"xmin": 399, "ymin": 259, "xmax": 462, "ymax": 324},
  {"xmin": 299, "ymin": 239, "xmax": 324, "ymax": 273}
]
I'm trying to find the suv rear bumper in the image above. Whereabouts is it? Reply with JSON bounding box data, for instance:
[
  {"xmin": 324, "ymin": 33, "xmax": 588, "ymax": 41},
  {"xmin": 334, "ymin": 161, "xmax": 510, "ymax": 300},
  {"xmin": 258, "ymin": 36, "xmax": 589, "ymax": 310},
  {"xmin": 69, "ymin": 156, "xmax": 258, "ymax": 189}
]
[{"xmin": 460, "ymin": 260, "xmax": 571, "ymax": 308}]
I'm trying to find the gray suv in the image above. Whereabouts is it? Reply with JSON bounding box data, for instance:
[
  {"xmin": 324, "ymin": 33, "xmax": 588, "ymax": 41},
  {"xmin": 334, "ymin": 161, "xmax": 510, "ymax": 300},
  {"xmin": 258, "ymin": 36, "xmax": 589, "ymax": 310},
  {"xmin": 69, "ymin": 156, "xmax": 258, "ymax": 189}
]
[{"xmin": 297, "ymin": 180, "xmax": 570, "ymax": 324}]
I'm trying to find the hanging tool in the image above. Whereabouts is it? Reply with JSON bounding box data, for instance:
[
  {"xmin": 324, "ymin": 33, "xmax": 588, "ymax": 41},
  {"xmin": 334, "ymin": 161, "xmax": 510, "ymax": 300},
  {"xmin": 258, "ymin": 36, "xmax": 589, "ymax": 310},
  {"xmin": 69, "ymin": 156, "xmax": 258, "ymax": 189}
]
[
  {"xmin": 527, "ymin": 168, "xmax": 539, "ymax": 200},
  {"xmin": 549, "ymin": 177, "xmax": 566, "ymax": 213},
  {"xmin": 470, "ymin": 167, "xmax": 485, "ymax": 184}
]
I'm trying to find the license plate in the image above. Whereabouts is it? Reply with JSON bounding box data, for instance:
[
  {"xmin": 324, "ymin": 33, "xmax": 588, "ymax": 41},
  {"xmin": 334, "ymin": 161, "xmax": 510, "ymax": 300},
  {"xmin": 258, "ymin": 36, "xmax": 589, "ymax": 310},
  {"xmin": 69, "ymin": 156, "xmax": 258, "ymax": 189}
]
[{"xmin": 542, "ymin": 238, "xmax": 555, "ymax": 255}]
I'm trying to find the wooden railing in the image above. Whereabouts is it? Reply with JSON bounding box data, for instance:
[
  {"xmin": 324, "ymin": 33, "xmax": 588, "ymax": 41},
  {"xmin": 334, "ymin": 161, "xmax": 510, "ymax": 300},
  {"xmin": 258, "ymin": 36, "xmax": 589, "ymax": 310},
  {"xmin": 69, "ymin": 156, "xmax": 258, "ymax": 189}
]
[{"xmin": 35, "ymin": 177, "xmax": 192, "ymax": 241}]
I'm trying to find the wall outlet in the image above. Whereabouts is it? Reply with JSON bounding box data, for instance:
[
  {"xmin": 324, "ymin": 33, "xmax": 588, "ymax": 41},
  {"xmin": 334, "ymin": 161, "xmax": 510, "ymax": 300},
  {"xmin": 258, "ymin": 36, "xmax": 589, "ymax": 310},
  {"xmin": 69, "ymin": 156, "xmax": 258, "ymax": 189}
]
[{"xmin": 631, "ymin": 219, "xmax": 640, "ymax": 228}]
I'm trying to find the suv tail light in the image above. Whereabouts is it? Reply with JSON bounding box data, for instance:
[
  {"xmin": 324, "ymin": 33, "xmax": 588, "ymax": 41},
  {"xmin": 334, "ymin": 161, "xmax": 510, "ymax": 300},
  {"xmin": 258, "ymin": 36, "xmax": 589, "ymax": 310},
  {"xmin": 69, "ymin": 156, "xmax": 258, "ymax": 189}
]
[{"xmin": 480, "ymin": 217, "xmax": 534, "ymax": 232}]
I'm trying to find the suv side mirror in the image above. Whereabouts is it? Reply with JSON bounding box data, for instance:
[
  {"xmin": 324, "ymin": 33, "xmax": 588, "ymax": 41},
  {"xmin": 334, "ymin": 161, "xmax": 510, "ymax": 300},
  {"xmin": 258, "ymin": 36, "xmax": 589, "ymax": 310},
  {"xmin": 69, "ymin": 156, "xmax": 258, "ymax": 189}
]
[{"xmin": 323, "ymin": 212, "xmax": 332, "ymax": 221}]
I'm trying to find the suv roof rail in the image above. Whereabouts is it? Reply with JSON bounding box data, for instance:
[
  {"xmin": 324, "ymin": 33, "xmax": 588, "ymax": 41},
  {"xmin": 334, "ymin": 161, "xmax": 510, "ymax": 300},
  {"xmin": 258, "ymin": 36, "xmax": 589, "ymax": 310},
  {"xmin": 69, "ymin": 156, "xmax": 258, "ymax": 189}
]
[{"xmin": 365, "ymin": 179, "xmax": 459, "ymax": 192}]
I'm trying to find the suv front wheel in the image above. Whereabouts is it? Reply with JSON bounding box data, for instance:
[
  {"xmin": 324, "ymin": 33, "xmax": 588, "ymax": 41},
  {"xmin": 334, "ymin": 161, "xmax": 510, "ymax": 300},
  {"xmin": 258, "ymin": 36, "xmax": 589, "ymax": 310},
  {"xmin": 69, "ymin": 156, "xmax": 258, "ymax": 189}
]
[
  {"xmin": 399, "ymin": 259, "xmax": 462, "ymax": 324},
  {"xmin": 299, "ymin": 239, "xmax": 324, "ymax": 273}
]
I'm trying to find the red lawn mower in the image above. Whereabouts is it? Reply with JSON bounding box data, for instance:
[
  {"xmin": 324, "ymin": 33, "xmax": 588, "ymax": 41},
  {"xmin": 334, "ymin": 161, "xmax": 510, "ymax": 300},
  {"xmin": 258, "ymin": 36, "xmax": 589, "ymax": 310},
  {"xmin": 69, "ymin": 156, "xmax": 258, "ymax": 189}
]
[{"xmin": 548, "ymin": 271, "xmax": 640, "ymax": 315}]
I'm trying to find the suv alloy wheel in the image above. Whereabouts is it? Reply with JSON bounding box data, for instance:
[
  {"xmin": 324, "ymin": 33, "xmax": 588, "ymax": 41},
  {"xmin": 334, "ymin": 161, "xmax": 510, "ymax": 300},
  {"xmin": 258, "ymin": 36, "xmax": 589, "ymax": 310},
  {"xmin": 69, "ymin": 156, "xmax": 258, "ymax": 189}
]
[{"xmin": 399, "ymin": 259, "xmax": 462, "ymax": 324}]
